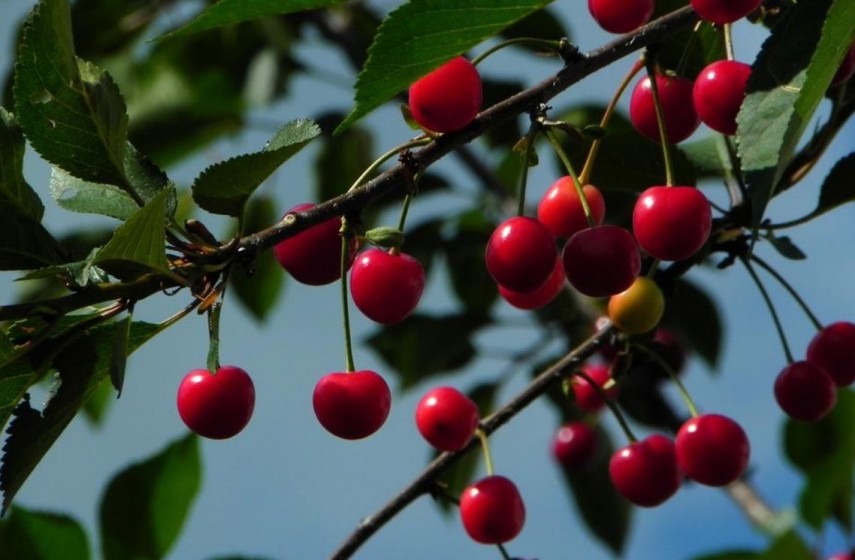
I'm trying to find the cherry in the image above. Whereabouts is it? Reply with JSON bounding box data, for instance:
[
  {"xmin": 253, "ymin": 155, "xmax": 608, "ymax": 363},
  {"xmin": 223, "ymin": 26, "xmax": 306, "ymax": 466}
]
[
  {"xmin": 176, "ymin": 366, "xmax": 255, "ymax": 440},
  {"xmin": 498, "ymin": 257, "xmax": 565, "ymax": 310},
  {"xmin": 676, "ymin": 414, "xmax": 750, "ymax": 486},
  {"xmin": 588, "ymin": 0, "xmax": 654, "ymax": 34},
  {"xmin": 632, "ymin": 186, "xmax": 712, "ymax": 261},
  {"xmin": 831, "ymin": 42, "xmax": 855, "ymax": 86},
  {"xmin": 408, "ymin": 56, "xmax": 482, "ymax": 133},
  {"xmin": 828, "ymin": 553, "xmax": 853, "ymax": 560},
  {"xmin": 350, "ymin": 248, "xmax": 425, "ymax": 324},
  {"xmin": 806, "ymin": 321, "xmax": 855, "ymax": 387},
  {"xmin": 313, "ymin": 370, "xmax": 391, "ymax": 440},
  {"xmin": 607, "ymin": 277, "xmax": 665, "ymax": 335},
  {"xmin": 552, "ymin": 422, "xmax": 598, "ymax": 468},
  {"xmin": 273, "ymin": 203, "xmax": 357, "ymax": 286},
  {"xmin": 691, "ymin": 0, "xmax": 762, "ymax": 25},
  {"xmin": 774, "ymin": 361, "xmax": 837, "ymax": 422},
  {"xmin": 537, "ymin": 178, "xmax": 606, "ymax": 239},
  {"xmin": 485, "ymin": 216, "xmax": 558, "ymax": 293},
  {"xmin": 459, "ymin": 475, "xmax": 526, "ymax": 544},
  {"xmin": 415, "ymin": 386, "xmax": 480, "ymax": 452},
  {"xmin": 572, "ymin": 364, "xmax": 617, "ymax": 413},
  {"xmin": 563, "ymin": 225, "xmax": 641, "ymax": 297},
  {"xmin": 609, "ymin": 434, "xmax": 681, "ymax": 507},
  {"xmin": 693, "ymin": 60, "xmax": 751, "ymax": 135},
  {"xmin": 630, "ymin": 74, "xmax": 700, "ymax": 144}
]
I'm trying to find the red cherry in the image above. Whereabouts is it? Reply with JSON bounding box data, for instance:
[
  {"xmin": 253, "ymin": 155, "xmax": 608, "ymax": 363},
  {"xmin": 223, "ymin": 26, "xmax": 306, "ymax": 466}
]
[
  {"xmin": 806, "ymin": 322, "xmax": 855, "ymax": 387},
  {"xmin": 693, "ymin": 60, "xmax": 751, "ymax": 135},
  {"xmin": 459, "ymin": 475, "xmax": 526, "ymax": 544},
  {"xmin": 572, "ymin": 364, "xmax": 617, "ymax": 413},
  {"xmin": 828, "ymin": 553, "xmax": 853, "ymax": 560},
  {"xmin": 609, "ymin": 434, "xmax": 681, "ymax": 507},
  {"xmin": 676, "ymin": 414, "xmax": 750, "ymax": 486},
  {"xmin": 632, "ymin": 186, "xmax": 712, "ymax": 261},
  {"xmin": 485, "ymin": 216, "xmax": 558, "ymax": 293},
  {"xmin": 588, "ymin": 0, "xmax": 654, "ymax": 33},
  {"xmin": 415, "ymin": 386, "xmax": 480, "ymax": 452},
  {"xmin": 552, "ymin": 422, "xmax": 598, "ymax": 468},
  {"xmin": 562, "ymin": 225, "xmax": 641, "ymax": 297},
  {"xmin": 831, "ymin": 42, "xmax": 855, "ymax": 86},
  {"xmin": 691, "ymin": 0, "xmax": 762, "ymax": 25},
  {"xmin": 177, "ymin": 366, "xmax": 255, "ymax": 440},
  {"xmin": 313, "ymin": 370, "xmax": 391, "ymax": 440},
  {"xmin": 774, "ymin": 361, "xmax": 837, "ymax": 422},
  {"xmin": 537, "ymin": 178, "xmax": 606, "ymax": 239},
  {"xmin": 273, "ymin": 203, "xmax": 356, "ymax": 286},
  {"xmin": 630, "ymin": 74, "xmax": 700, "ymax": 144},
  {"xmin": 408, "ymin": 57, "xmax": 482, "ymax": 133},
  {"xmin": 350, "ymin": 248, "xmax": 425, "ymax": 324},
  {"xmin": 498, "ymin": 257, "xmax": 565, "ymax": 310}
]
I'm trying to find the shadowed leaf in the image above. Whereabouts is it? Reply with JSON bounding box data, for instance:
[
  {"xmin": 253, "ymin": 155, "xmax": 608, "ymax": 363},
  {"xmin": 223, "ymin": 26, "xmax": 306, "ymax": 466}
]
[{"xmin": 0, "ymin": 506, "xmax": 90, "ymax": 560}]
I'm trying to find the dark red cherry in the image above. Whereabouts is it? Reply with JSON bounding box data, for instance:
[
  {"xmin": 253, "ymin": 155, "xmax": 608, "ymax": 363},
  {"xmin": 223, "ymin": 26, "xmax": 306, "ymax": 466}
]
[
  {"xmin": 498, "ymin": 257, "xmax": 565, "ymax": 310},
  {"xmin": 408, "ymin": 57, "xmax": 482, "ymax": 133},
  {"xmin": 537, "ymin": 178, "xmax": 606, "ymax": 239},
  {"xmin": 693, "ymin": 60, "xmax": 751, "ymax": 135},
  {"xmin": 691, "ymin": 0, "xmax": 762, "ymax": 25},
  {"xmin": 459, "ymin": 475, "xmax": 526, "ymax": 544},
  {"xmin": 676, "ymin": 414, "xmax": 750, "ymax": 486},
  {"xmin": 588, "ymin": 0, "xmax": 654, "ymax": 33},
  {"xmin": 572, "ymin": 364, "xmax": 617, "ymax": 413},
  {"xmin": 415, "ymin": 386, "xmax": 480, "ymax": 452},
  {"xmin": 563, "ymin": 225, "xmax": 641, "ymax": 297},
  {"xmin": 485, "ymin": 216, "xmax": 558, "ymax": 293},
  {"xmin": 177, "ymin": 366, "xmax": 255, "ymax": 440},
  {"xmin": 609, "ymin": 434, "xmax": 681, "ymax": 507},
  {"xmin": 350, "ymin": 248, "xmax": 425, "ymax": 324},
  {"xmin": 806, "ymin": 322, "xmax": 855, "ymax": 387},
  {"xmin": 552, "ymin": 422, "xmax": 598, "ymax": 468},
  {"xmin": 774, "ymin": 361, "xmax": 837, "ymax": 422},
  {"xmin": 632, "ymin": 186, "xmax": 712, "ymax": 261},
  {"xmin": 313, "ymin": 370, "xmax": 391, "ymax": 439},
  {"xmin": 630, "ymin": 74, "xmax": 700, "ymax": 144}
]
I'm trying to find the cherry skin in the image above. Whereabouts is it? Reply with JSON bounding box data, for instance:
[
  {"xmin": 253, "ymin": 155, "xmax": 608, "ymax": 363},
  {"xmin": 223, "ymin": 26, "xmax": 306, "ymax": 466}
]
[
  {"xmin": 609, "ymin": 434, "xmax": 681, "ymax": 507},
  {"xmin": 177, "ymin": 366, "xmax": 255, "ymax": 440},
  {"xmin": 633, "ymin": 186, "xmax": 712, "ymax": 261},
  {"xmin": 408, "ymin": 57, "xmax": 482, "ymax": 133},
  {"xmin": 676, "ymin": 414, "xmax": 750, "ymax": 486},
  {"xmin": 806, "ymin": 321, "xmax": 855, "ymax": 387},
  {"xmin": 350, "ymin": 248, "xmax": 425, "ymax": 324},
  {"xmin": 693, "ymin": 60, "xmax": 751, "ymax": 135},
  {"xmin": 537, "ymin": 178, "xmax": 606, "ymax": 239},
  {"xmin": 459, "ymin": 475, "xmax": 526, "ymax": 544},
  {"xmin": 691, "ymin": 0, "xmax": 762, "ymax": 25},
  {"xmin": 774, "ymin": 361, "xmax": 837, "ymax": 422},
  {"xmin": 828, "ymin": 553, "xmax": 853, "ymax": 560},
  {"xmin": 588, "ymin": 0, "xmax": 654, "ymax": 34},
  {"xmin": 563, "ymin": 225, "xmax": 641, "ymax": 297},
  {"xmin": 552, "ymin": 422, "xmax": 598, "ymax": 468},
  {"xmin": 572, "ymin": 364, "xmax": 617, "ymax": 413},
  {"xmin": 415, "ymin": 386, "xmax": 480, "ymax": 452},
  {"xmin": 607, "ymin": 277, "xmax": 665, "ymax": 335},
  {"xmin": 273, "ymin": 203, "xmax": 357, "ymax": 286},
  {"xmin": 630, "ymin": 74, "xmax": 700, "ymax": 144},
  {"xmin": 498, "ymin": 257, "xmax": 565, "ymax": 310},
  {"xmin": 313, "ymin": 370, "xmax": 391, "ymax": 440},
  {"xmin": 485, "ymin": 216, "xmax": 558, "ymax": 293}
]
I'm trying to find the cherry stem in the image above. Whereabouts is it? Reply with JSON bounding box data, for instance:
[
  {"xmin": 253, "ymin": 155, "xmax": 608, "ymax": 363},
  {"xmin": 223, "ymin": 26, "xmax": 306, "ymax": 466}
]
[
  {"xmin": 155, "ymin": 298, "xmax": 202, "ymax": 333},
  {"xmin": 476, "ymin": 429, "xmax": 495, "ymax": 477},
  {"xmin": 740, "ymin": 256, "xmax": 794, "ymax": 364},
  {"xmin": 206, "ymin": 297, "xmax": 222, "ymax": 373},
  {"xmin": 397, "ymin": 192, "xmax": 413, "ymax": 235},
  {"xmin": 516, "ymin": 120, "xmax": 540, "ymax": 216},
  {"xmin": 340, "ymin": 222, "xmax": 356, "ymax": 373},
  {"xmin": 496, "ymin": 543, "xmax": 513, "ymax": 560},
  {"xmin": 545, "ymin": 127, "xmax": 596, "ymax": 228},
  {"xmin": 643, "ymin": 54, "xmax": 676, "ymax": 187},
  {"xmin": 347, "ymin": 138, "xmax": 431, "ymax": 194},
  {"xmin": 676, "ymin": 21, "xmax": 704, "ymax": 77},
  {"xmin": 724, "ymin": 23, "xmax": 735, "ymax": 61},
  {"xmin": 635, "ymin": 343, "xmax": 699, "ymax": 417},
  {"xmin": 749, "ymin": 254, "xmax": 823, "ymax": 332},
  {"xmin": 471, "ymin": 37, "xmax": 563, "ymax": 66},
  {"xmin": 573, "ymin": 368, "xmax": 637, "ymax": 443}
]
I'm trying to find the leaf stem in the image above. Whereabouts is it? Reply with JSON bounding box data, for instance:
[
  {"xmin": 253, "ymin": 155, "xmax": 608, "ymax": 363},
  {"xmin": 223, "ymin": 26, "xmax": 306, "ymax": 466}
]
[
  {"xmin": 643, "ymin": 54, "xmax": 676, "ymax": 186},
  {"xmin": 573, "ymin": 368, "xmax": 637, "ymax": 443},
  {"xmin": 740, "ymin": 256, "xmax": 794, "ymax": 364},
  {"xmin": 545, "ymin": 127, "xmax": 595, "ymax": 227},
  {"xmin": 472, "ymin": 37, "xmax": 563, "ymax": 66},
  {"xmin": 750, "ymin": 254, "xmax": 823, "ymax": 331}
]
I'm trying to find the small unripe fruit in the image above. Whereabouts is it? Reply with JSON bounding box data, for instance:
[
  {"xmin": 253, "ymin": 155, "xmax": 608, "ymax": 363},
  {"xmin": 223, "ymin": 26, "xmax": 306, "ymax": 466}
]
[{"xmin": 608, "ymin": 277, "xmax": 665, "ymax": 335}]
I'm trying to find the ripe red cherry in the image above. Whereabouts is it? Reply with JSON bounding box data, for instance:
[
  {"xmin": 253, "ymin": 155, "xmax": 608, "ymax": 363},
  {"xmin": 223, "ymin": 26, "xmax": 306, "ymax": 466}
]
[
  {"xmin": 828, "ymin": 553, "xmax": 853, "ymax": 560},
  {"xmin": 588, "ymin": 0, "xmax": 654, "ymax": 33},
  {"xmin": 691, "ymin": 0, "xmax": 762, "ymax": 25},
  {"xmin": 313, "ymin": 370, "xmax": 391, "ymax": 440},
  {"xmin": 273, "ymin": 203, "xmax": 356, "ymax": 286},
  {"xmin": 572, "ymin": 364, "xmax": 617, "ymax": 413},
  {"xmin": 485, "ymin": 216, "xmax": 558, "ymax": 293},
  {"xmin": 632, "ymin": 186, "xmax": 712, "ymax": 261},
  {"xmin": 415, "ymin": 386, "xmax": 480, "ymax": 452},
  {"xmin": 552, "ymin": 422, "xmax": 598, "ymax": 468},
  {"xmin": 831, "ymin": 42, "xmax": 855, "ymax": 86},
  {"xmin": 537, "ymin": 178, "xmax": 606, "ymax": 239},
  {"xmin": 177, "ymin": 366, "xmax": 255, "ymax": 440},
  {"xmin": 630, "ymin": 74, "xmax": 700, "ymax": 144},
  {"xmin": 350, "ymin": 248, "xmax": 425, "ymax": 324},
  {"xmin": 806, "ymin": 322, "xmax": 855, "ymax": 387},
  {"xmin": 693, "ymin": 60, "xmax": 751, "ymax": 135},
  {"xmin": 609, "ymin": 434, "xmax": 681, "ymax": 507},
  {"xmin": 498, "ymin": 257, "xmax": 565, "ymax": 310},
  {"xmin": 563, "ymin": 225, "xmax": 641, "ymax": 297},
  {"xmin": 676, "ymin": 414, "xmax": 750, "ymax": 486},
  {"xmin": 774, "ymin": 361, "xmax": 837, "ymax": 422},
  {"xmin": 459, "ymin": 475, "xmax": 526, "ymax": 544},
  {"xmin": 408, "ymin": 57, "xmax": 482, "ymax": 133}
]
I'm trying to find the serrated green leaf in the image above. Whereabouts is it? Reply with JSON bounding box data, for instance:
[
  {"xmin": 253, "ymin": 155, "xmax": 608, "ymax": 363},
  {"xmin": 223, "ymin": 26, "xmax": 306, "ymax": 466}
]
[
  {"xmin": 738, "ymin": 0, "xmax": 855, "ymax": 229},
  {"xmin": 336, "ymin": 0, "xmax": 555, "ymax": 133},
  {"xmin": 109, "ymin": 315, "xmax": 131, "ymax": 396},
  {"xmin": 50, "ymin": 168, "xmax": 139, "ymax": 220},
  {"xmin": 0, "ymin": 108, "xmax": 43, "ymax": 222},
  {"xmin": 0, "ymin": 506, "xmax": 91, "ymax": 560},
  {"xmin": 19, "ymin": 248, "xmax": 109, "ymax": 289},
  {"xmin": 192, "ymin": 118, "xmax": 320, "ymax": 216},
  {"xmin": 0, "ymin": 208, "xmax": 64, "ymax": 271},
  {"xmin": 231, "ymin": 196, "xmax": 283, "ymax": 322},
  {"xmin": 99, "ymin": 434, "xmax": 201, "ymax": 560}
]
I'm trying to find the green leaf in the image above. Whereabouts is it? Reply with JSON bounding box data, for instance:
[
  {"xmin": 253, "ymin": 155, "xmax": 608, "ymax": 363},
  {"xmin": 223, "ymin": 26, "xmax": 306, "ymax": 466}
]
[
  {"xmin": 764, "ymin": 234, "xmax": 806, "ymax": 261},
  {"xmin": 681, "ymin": 135, "xmax": 735, "ymax": 179},
  {"xmin": 231, "ymin": 196, "xmax": 284, "ymax": 322},
  {"xmin": 80, "ymin": 378, "xmax": 113, "ymax": 427},
  {"xmin": 663, "ymin": 278, "xmax": 722, "ymax": 368},
  {"xmin": 0, "ymin": 208, "xmax": 64, "ymax": 270},
  {"xmin": 444, "ymin": 210, "xmax": 499, "ymax": 314},
  {"xmin": 0, "ymin": 506, "xmax": 91, "ymax": 560},
  {"xmin": 738, "ymin": 0, "xmax": 855, "ymax": 229},
  {"xmin": 109, "ymin": 315, "xmax": 131, "ymax": 396},
  {"xmin": 652, "ymin": 0, "xmax": 725, "ymax": 78},
  {"xmin": 0, "ymin": 108, "xmax": 43, "ymax": 222},
  {"xmin": 99, "ymin": 434, "xmax": 201, "ymax": 560},
  {"xmin": 164, "ymin": 0, "xmax": 348, "ymax": 39},
  {"xmin": 192, "ymin": 118, "xmax": 320, "ymax": 217},
  {"xmin": 759, "ymin": 530, "xmax": 813, "ymax": 560},
  {"xmin": 810, "ymin": 152, "xmax": 855, "ymax": 219},
  {"xmin": 336, "ymin": 0, "xmax": 555, "ymax": 133},
  {"xmin": 50, "ymin": 168, "xmax": 139, "ymax": 220},
  {"xmin": 497, "ymin": 7, "xmax": 569, "ymax": 51},
  {"xmin": 314, "ymin": 114, "xmax": 374, "ymax": 203}
]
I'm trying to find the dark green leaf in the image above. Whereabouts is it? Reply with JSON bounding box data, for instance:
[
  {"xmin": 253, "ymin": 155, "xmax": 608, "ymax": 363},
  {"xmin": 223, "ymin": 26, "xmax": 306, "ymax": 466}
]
[
  {"xmin": 682, "ymin": 135, "xmax": 736, "ymax": 179},
  {"xmin": 70, "ymin": 0, "xmax": 159, "ymax": 59},
  {"xmin": 109, "ymin": 315, "xmax": 131, "ymax": 396},
  {"xmin": 0, "ymin": 332, "xmax": 12, "ymax": 361},
  {"xmin": 652, "ymin": 0, "xmax": 725, "ymax": 78},
  {"xmin": 444, "ymin": 210, "xmax": 499, "ymax": 313},
  {"xmin": 759, "ymin": 530, "xmax": 813, "ymax": 560},
  {"xmin": 481, "ymin": 78, "xmax": 525, "ymax": 148},
  {"xmin": 80, "ymin": 378, "xmax": 113, "ymax": 427},
  {"xmin": 400, "ymin": 218, "xmax": 444, "ymax": 278},
  {"xmin": 812, "ymin": 153, "xmax": 855, "ymax": 219},
  {"xmin": 314, "ymin": 114, "xmax": 374, "ymax": 203},
  {"xmin": 99, "ymin": 435, "xmax": 201, "ymax": 560},
  {"xmin": 663, "ymin": 278, "xmax": 722, "ymax": 368},
  {"xmin": 0, "ymin": 108, "xmax": 43, "ymax": 222},
  {"xmin": 336, "ymin": 0, "xmax": 555, "ymax": 133},
  {"xmin": 19, "ymin": 248, "xmax": 109, "ymax": 289},
  {"xmin": 0, "ymin": 506, "xmax": 90, "ymax": 560},
  {"xmin": 192, "ymin": 119, "xmax": 320, "ymax": 216},
  {"xmin": 764, "ymin": 234, "xmax": 806, "ymax": 260},
  {"xmin": 231, "ymin": 196, "xmax": 283, "ymax": 322},
  {"xmin": 0, "ymin": 208, "xmax": 64, "ymax": 270}
]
